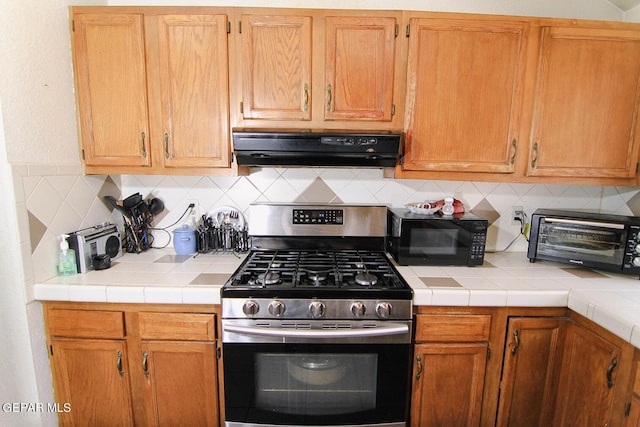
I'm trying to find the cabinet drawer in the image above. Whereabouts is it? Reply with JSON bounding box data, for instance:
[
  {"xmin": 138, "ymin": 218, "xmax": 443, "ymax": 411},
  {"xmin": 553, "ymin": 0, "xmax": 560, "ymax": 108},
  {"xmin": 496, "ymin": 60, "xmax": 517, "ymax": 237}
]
[
  {"xmin": 47, "ymin": 309, "xmax": 125, "ymax": 339},
  {"xmin": 138, "ymin": 312, "xmax": 216, "ymax": 341},
  {"xmin": 415, "ymin": 314, "xmax": 491, "ymax": 342}
]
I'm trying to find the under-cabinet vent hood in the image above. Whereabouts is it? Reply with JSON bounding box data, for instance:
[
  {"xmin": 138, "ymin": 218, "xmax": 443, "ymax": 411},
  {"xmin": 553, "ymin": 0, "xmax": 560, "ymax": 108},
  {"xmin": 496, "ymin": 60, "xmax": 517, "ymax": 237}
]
[{"xmin": 232, "ymin": 130, "xmax": 402, "ymax": 168}]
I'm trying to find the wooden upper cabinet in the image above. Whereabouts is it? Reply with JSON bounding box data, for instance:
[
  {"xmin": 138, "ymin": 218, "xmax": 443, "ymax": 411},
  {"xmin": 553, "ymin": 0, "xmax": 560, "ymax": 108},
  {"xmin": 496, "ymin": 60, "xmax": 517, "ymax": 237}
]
[
  {"xmin": 402, "ymin": 17, "xmax": 528, "ymax": 173},
  {"xmin": 73, "ymin": 13, "xmax": 151, "ymax": 168},
  {"xmin": 529, "ymin": 26, "xmax": 640, "ymax": 179},
  {"xmin": 156, "ymin": 14, "xmax": 231, "ymax": 168},
  {"xmin": 324, "ymin": 16, "xmax": 397, "ymax": 121},
  {"xmin": 240, "ymin": 14, "xmax": 312, "ymax": 120}
]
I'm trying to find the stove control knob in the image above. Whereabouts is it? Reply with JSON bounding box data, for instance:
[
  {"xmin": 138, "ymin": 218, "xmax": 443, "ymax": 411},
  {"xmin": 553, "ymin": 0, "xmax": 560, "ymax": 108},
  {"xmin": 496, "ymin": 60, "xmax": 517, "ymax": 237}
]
[
  {"xmin": 351, "ymin": 301, "xmax": 366, "ymax": 318},
  {"xmin": 242, "ymin": 300, "xmax": 259, "ymax": 316},
  {"xmin": 309, "ymin": 301, "xmax": 326, "ymax": 318},
  {"xmin": 268, "ymin": 300, "xmax": 286, "ymax": 317},
  {"xmin": 376, "ymin": 302, "xmax": 392, "ymax": 319}
]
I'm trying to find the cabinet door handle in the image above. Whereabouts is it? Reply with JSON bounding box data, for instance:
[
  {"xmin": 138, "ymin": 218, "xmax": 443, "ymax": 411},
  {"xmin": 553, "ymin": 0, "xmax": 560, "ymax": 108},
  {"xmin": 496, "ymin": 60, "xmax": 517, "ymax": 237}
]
[
  {"xmin": 140, "ymin": 132, "xmax": 147, "ymax": 158},
  {"xmin": 415, "ymin": 355, "xmax": 423, "ymax": 380},
  {"xmin": 326, "ymin": 84, "xmax": 332, "ymax": 112},
  {"xmin": 606, "ymin": 357, "xmax": 617, "ymax": 389},
  {"xmin": 303, "ymin": 84, "xmax": 309, "ymax": 112},
  {"xmin": 116, "ymin": 350, "xmax": 124, "ymax": 377},
  {"xmin": 511, "ymin": 329, "xmax": 520, "ymax": 355},
  {"xmin": 164, "ymin": 133, "xmax": 170, "ymax": 159},
  {"xmin": 531, "ymin": 142, "xmax": 539, "ymax": 169},
  {"xmin": 142, "ymin": 351, "xmax": 149, "ymax": 378},
  {"xmin": 510, "ymin": 139, "xmax": 517, "ymax": 164}
]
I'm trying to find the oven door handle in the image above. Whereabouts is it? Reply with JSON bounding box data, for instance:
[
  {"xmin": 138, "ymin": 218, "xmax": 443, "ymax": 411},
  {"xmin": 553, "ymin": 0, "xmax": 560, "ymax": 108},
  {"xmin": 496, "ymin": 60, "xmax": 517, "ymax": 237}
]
[{"xmin": 223, "ymin": 323, "xmax": 409, "ymax": 339}]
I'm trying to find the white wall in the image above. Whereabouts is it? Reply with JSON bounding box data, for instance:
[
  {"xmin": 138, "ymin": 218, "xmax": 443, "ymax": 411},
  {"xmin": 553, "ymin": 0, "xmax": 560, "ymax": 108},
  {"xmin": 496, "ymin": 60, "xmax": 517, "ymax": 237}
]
[
  {"xmin": 0, "ymin": 0, "xmax": 103, "ymax": 425},
  {"xmin": 110, "ymin": 0, "xmax": 623, "ymax": 20}
]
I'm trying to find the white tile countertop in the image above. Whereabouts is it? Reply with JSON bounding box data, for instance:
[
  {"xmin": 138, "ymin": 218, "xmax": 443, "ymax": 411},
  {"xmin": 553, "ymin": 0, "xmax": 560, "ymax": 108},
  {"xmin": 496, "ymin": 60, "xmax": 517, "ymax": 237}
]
[{"xmin": 34, "ymin": 249, "xmax": 640, "ymax": 349}]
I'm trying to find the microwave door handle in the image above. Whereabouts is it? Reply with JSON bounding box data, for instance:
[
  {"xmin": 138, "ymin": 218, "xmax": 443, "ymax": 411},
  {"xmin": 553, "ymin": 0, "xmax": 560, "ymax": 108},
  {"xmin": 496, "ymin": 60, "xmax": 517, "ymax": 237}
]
[
  {"xmin": 544, "ymin": 218, "xmax": 625, "ymax": 230},
  {"xmin": 223, "ymin": 323, "xmax": 409, "ymax": 339}
]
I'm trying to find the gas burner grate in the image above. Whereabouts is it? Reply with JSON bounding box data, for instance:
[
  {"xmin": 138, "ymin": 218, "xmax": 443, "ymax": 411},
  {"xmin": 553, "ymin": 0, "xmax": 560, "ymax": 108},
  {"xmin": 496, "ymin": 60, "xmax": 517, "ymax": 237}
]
[{"xmin": 226, "ymin": 250, "xmax": 406, "ymax": 291}]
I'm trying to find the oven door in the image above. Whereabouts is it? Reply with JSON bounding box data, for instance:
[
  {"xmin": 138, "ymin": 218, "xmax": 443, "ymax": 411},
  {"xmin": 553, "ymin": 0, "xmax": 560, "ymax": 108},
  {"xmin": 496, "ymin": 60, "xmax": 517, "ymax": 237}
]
[{"xmin": 222, "ymin": 321, "xmax": 411, "ymax": 427}]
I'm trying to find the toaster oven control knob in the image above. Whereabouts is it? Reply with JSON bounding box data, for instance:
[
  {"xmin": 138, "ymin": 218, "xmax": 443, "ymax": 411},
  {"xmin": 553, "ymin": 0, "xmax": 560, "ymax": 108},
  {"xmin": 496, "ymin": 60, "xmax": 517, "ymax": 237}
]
[
  {"xmin": 633, "ymin": 257, "xmax": 640, "ymax": 267},
  {"xmin": 268, "ymin": 300, "xmax": 286, "ymax": 317},
  {"xmin": 351, "ymin": 301, "xmax": 366, "ymax": 318},
  {"xmin": 376, "ymin": 302, "xmax": 392, "ymax": 319},
  {"xmin": 242, "ymin": 300, "xmax": 259, "ymax": 316},
  {"xmin": 309, "ymin": 301, "xmax": 326, "ymax": 318},
  {"xmin": 635, "ymin": 244, "xmax": 640, "ymax": 254}
]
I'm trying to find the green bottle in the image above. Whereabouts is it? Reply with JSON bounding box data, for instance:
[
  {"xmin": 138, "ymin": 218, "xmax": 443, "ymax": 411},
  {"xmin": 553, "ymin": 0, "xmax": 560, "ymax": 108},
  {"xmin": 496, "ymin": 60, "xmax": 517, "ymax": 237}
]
[{"xmin": 57, "ymin": 234, "xmax": 78, "ymax": 276}]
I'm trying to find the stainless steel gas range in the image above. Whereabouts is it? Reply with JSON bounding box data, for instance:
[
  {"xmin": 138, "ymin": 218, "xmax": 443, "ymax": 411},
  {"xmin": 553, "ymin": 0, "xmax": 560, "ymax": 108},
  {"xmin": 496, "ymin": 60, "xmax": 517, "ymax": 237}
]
[{"xmin": 221, "ymin": 203, "xmax": 413, "ymax": 427}]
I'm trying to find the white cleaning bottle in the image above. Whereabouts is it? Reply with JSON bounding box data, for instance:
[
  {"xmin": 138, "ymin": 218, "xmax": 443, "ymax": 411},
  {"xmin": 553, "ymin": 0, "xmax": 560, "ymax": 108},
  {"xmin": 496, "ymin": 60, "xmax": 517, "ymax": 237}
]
[{"xmin": 57, "ymin": 234, "xmax": 77, "ymax": 276}]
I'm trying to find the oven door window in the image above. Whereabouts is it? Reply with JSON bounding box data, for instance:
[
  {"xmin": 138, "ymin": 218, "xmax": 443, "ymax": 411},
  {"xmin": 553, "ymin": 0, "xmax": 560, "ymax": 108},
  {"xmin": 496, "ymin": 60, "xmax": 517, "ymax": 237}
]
[
  {"xmin": 537, "ymin": 221, "xmax": 625, "ymax": 265},
  {"xmin": 224, "ymin": 343, "xmax": 409, "ymax": 425}
]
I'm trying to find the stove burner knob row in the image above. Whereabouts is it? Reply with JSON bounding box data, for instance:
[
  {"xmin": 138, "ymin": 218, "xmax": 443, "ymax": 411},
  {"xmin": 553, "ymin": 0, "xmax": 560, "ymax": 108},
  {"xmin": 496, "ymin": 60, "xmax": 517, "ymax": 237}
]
[
  {"xmin": 309, "ymin": 301, "xmax": 326, "ymax": 318},
  {"xmin": 351, "ymin": 301, "xmax": 366, "ymax": 318},
  {"xmin": 268, "ymin": 300, "xmax": 286, "ymax": 317},
  {"xmin": 242, "ymin": 300, "xmax": 259, "ymax": 316},
  {"xmin": 376, "ymin": 302, "xmax": 392, "ymax": 319}
]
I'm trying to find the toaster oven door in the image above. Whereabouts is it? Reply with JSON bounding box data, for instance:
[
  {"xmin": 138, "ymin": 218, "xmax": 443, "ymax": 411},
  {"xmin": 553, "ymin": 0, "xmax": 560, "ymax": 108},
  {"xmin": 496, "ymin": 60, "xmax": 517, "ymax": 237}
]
[{"xmin": 533, "ymin": 217, "xmax": 627, "ymax": 269}]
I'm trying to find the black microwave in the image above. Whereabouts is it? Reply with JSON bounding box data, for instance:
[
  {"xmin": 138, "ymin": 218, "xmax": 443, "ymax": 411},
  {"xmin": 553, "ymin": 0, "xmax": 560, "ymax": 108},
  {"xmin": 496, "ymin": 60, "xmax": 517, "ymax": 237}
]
[
  {"xmin": 527, "ymin": 209, "xmax": 640, "ymax": 275},
  {"xmin": 386, "ymin": 208, "xmax": 488, "ymax": 266}
]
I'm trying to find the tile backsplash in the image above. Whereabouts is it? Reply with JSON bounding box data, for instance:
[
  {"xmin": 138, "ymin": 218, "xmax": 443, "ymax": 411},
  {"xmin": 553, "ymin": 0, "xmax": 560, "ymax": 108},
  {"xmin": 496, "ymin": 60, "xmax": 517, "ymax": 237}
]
[{"xmin": 13, "ymin": 163, "xmax": 640, "ymax": 298}]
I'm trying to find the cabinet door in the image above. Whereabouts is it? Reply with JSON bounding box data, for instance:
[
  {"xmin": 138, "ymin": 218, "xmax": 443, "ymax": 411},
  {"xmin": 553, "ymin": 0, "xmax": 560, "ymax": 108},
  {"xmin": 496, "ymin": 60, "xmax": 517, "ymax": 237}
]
[
  {"xmin": 496, "ymin": 317, "xmax": 565, "ymax": 427},
  {"xmin": 411, "ymin": 343, "xmax": 487, "ymax": 427},
  {"xmin": 554, "ymin": 321, "xmax": 621, "ymax": 426},
  {"xmin": 141, "ymin": 341, "xmax": 218, "ymax": 426},
  {"xmin": 528, "ymin": 26, "xmax": 640, "ymax": 178},
  {"xmin": 73, "ymin": 13, "xmax": 151, "ymax": 168},
  {"xmin": 240, "ymin": 14, "xmax": 312, "ymax": 120},
  {"xmin": 403, "ymin": 18, "xmax": 527, "ymax": 173},
  {"xmin": 324, "ymin": 16, "xmax": 396, "ymax": 121},
  {"xmin": 51, "ymin": 339, "xmax": 133, "ymax": 426},
  {"xmin": 157, "ymin": 14, "xmax": 231, "ymax": 168}
]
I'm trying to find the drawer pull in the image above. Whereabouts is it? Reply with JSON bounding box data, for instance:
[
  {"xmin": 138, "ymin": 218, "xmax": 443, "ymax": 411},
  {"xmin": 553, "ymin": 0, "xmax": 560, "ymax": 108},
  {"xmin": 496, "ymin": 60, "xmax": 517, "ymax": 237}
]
[
  {"xmin": 606, "ymin": 357, "xmax": 617, "ymax": 389},
  {"xmin": 116, "ymin": 351, "xmax": 124, "ymax": 377},
  {"xmin": 142, "ymin": 351, "xmax": 149, "ymax": 378},
  {"xmin": 511, "ymin": 329, "xmax": 520, "ymax": 355}
]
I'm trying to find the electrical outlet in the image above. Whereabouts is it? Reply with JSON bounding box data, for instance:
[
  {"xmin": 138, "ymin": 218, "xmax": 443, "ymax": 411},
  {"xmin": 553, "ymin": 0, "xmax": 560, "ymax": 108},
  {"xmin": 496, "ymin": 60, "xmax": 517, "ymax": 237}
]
[
  {"xmin": 511, "ymin": 206, "xmax": 524, "ymax": 225},
  {"xmin": 187, "ymin": 199, "xmax": 200, "ymax": 218}
]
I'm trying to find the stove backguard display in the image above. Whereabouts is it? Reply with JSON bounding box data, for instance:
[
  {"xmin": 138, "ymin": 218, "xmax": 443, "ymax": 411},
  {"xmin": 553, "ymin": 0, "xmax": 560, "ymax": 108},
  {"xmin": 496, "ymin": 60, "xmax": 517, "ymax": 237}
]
[{"xmin": 293, "ymin": 208, "xmax": 344, "ymax": 225}]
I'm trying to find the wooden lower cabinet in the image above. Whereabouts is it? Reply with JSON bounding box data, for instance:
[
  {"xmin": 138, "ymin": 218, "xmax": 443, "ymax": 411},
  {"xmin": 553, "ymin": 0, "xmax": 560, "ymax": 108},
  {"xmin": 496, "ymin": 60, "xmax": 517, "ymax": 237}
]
[
  {"xmin": 554, "ymin": 313, "xmax": 636, "ymax": 427},
  {"xmin": 411, "ymin": 309, "xmax": 495, "ymax": 427},
  {"xmin": 496, "ymin": 317, "xmax": 565, "ymax": 427},
  {"xmin": 411, "ymin": 342, "xmax": 487, "ymax": 426},
  {"xmin": 410, "ymin": 307, "xmax": 569, "ymax": 427},
  {"xmin": 44, "ymin": 302, "xmax": 222, "ymax": 427},
  {"xmin": 50, "ymin": 338, "xmax": 134, "ymax": 426}
]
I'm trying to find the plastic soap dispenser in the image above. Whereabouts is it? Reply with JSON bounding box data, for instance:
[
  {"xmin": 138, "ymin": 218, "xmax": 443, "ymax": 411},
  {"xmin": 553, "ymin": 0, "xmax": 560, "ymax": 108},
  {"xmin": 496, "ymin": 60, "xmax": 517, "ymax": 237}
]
[{"xmin": 57, "ymin": 234, "xmax": 77, "ymax": 276}]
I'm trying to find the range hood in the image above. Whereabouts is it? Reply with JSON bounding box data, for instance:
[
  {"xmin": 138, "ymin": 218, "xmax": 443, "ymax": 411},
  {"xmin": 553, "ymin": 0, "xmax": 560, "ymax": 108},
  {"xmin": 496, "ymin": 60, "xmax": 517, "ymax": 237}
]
[{"xmin": 232, "ymin": 130, "xmax": 401, "ymax": 168}]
